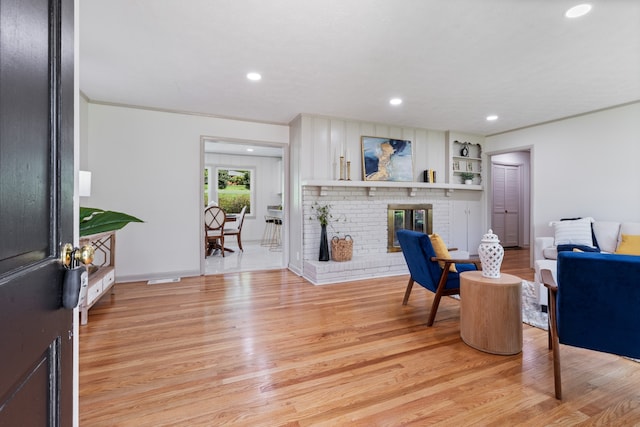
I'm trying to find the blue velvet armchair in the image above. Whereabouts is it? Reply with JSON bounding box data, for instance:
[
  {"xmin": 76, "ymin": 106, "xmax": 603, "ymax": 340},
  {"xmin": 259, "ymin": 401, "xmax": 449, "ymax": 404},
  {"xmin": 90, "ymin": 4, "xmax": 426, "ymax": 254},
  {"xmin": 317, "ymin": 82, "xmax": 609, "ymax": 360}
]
[
  {"xmin": 541, "ymin": 251, "xmax": 640, "ymax": 399},
  {"xmin": 397, "ymin": 229, "xmax": 480, "ymax": 326}
]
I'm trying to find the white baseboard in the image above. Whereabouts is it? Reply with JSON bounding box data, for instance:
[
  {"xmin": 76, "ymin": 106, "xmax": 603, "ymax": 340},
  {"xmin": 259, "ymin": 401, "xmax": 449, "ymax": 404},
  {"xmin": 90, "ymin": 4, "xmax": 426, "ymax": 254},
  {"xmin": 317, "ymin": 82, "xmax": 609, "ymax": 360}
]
[{"xmin": 116, "ymin": 269, "xmax": 201, "ymax": 284}]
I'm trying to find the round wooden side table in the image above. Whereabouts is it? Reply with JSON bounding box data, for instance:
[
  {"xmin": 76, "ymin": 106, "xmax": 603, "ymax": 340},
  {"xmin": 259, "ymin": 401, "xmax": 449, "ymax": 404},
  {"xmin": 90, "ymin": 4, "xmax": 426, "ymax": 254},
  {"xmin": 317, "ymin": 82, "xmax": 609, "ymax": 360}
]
[{"xmin": 459, "ymin": 271, "xmax": 523, "ymax": 355}]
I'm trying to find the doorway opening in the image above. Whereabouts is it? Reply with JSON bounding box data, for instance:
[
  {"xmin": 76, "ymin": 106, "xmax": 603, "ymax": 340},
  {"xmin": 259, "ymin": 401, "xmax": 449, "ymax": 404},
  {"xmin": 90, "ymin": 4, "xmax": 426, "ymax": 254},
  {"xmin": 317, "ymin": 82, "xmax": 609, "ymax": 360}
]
[
  {"xmin": 200, "ymin": 138, "xmax": 287, "ymax": 275},
  {"xmin": 489, "ymin": 150, "xmax": 531, "ymax": 249}
]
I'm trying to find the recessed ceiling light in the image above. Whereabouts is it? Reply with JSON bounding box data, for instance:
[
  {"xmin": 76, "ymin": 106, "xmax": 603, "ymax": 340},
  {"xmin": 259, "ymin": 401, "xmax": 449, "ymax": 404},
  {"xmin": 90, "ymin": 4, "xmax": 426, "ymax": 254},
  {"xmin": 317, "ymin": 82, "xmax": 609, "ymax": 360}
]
[
  {"xmin": 389, "ymin": 98, "xmax": 402, "ymax": 106},
  {"xmin": 246, "ymin": 72, "xmax": 262, "ymax": 81},
  {"xmin": 246, "ymin": 148, "xmax": 254, "ymax": 152},
  {"xmin": 486, "ymin": 115, "xmax": 499, "ymax": 121},
  {"xmin": 565, "ymin": 4, "xmax": 592, "ymax": 18}
]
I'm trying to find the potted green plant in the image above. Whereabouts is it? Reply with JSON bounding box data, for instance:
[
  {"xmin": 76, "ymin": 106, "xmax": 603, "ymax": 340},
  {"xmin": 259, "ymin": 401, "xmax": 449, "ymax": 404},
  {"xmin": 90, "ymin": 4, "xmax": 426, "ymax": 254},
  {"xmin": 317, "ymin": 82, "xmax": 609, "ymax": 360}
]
[
  {"xmin": 460, "ymin": 172, "xmax": 475, "ymax": 185},
  {"xmin": 309, "ymin": 202, "xmax": 347, "ymax": 262},
  {"xmin": 310, "ymin": 203, "xmax": 333, "ymax": 261},
  {"xmin": 80, "ymin": 207, "xmax": 143, "ymax": 237}
]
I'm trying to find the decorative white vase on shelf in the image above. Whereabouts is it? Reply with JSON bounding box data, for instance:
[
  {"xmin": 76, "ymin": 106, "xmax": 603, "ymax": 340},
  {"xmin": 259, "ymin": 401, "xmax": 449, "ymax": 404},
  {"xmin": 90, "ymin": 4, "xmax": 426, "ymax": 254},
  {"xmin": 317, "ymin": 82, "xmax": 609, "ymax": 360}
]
[{"xmin": 478, "ymin": 229, "xmax": 504, "ymax": 278}]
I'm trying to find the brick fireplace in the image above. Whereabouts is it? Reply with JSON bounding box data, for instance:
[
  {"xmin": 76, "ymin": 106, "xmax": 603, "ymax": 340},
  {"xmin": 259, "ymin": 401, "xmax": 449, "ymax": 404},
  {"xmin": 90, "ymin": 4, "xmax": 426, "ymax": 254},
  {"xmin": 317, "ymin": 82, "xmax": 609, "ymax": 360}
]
[{"xmin": 302, "ymin": 184, "xmax": 452, "ymax": 284}]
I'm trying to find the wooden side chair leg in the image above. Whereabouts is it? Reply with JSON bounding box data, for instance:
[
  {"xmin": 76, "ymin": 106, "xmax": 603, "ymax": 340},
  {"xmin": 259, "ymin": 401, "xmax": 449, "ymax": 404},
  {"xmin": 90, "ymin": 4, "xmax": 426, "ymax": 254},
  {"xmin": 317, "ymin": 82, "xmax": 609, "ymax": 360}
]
[
  {"xmin": 547, "ymin": 288, "xmax": 553, "ymax": 350},
  {"xmin": 427, "ymin": 270, "xmax": 450, "ymax": 327},
  {"xmin": 427, "ymin": 291, "xmax": 443, "ymax": 327},
  {"xmin": 402, "ymin": 278, "xmax": 414, "ymax": 305},
  {"xmin": 548, "ymin": 291, "xmax": 562, "ymax": 399},
  {"xmin": 237, "ymin": 234, "xmax": 243, "ymax": 251},
  {"xmin": 542, "ymin": 269, "xmax": 562, "ymax": 399}
]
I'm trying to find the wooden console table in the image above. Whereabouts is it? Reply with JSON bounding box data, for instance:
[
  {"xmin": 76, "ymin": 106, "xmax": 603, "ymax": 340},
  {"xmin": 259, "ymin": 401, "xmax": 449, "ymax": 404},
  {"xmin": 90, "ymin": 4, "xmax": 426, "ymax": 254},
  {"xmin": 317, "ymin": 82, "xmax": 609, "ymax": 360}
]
[
  {"xmin": 459, "ymin": 271, "xmax": 523, "ymax": 355},
  {"xmin": 78, "ymin": 230, "xmax": 116, "ymax": 325}
]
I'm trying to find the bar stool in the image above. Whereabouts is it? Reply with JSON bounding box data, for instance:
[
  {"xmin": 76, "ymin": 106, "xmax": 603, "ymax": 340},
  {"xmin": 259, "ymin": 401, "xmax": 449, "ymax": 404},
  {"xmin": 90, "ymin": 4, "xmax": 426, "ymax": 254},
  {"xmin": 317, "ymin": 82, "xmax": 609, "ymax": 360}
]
[
  {"xmin": 269, "ymin": 218, "xmax": 282, "ymax": 251},
  {"xmin": 261, "ymin": 216, "xmax": 276, "ymax": 246}
]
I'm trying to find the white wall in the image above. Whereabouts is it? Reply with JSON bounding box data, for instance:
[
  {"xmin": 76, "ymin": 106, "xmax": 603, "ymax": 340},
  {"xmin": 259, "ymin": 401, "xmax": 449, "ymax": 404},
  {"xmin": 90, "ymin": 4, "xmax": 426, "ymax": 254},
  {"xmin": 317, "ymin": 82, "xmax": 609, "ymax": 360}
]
[
  {"xmin": 84, "ymin": 104, "xmax": 288, "ymax": 281},
  {"xmin": 204, "ymin": 152, "xmax": 282, "ymax": 241},
  {"xmin": 79, "ymin": 94, "xmax": 89, "ymax": 170},
  {"xmin": 295, "ymin": 114, "xmax": 449, "ymax": 182},
  {"xmin": 485, "ymin": 102, "xmax": 640, "ymax": 239}
]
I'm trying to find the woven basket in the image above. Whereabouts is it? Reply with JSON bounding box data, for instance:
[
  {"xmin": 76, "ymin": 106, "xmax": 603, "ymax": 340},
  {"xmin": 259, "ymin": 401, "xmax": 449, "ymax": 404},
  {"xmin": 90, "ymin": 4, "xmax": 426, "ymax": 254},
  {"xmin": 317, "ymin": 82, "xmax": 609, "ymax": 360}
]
[{"xmin": 331, "ymin": 235, "xmax": 353, "ymax": 262}]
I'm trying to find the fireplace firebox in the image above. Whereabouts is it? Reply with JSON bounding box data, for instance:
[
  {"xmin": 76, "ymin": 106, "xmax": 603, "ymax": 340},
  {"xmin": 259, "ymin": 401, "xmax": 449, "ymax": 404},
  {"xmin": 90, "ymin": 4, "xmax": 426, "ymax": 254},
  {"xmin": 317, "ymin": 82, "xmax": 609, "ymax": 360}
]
[{"xmin": 387, "ymin": 204, "xmax": 433, "ymax": 252}]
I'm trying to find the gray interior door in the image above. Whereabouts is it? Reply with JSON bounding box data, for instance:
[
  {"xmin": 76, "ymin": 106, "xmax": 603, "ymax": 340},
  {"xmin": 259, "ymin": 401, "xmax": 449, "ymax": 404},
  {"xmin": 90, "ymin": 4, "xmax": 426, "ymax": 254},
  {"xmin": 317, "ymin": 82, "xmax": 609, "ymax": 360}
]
[
  {"xmin": 0, "ymin": 0, "xmax": 74, "ymax": 424},
  {"xmin": 492, "ymin": 164, "xmax": 520, "ymax": 247}
]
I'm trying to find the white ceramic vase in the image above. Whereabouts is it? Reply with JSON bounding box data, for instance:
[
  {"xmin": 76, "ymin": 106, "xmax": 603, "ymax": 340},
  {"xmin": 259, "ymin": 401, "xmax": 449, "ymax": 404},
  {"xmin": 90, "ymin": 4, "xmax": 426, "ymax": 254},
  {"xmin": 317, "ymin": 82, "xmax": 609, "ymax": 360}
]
[{"xmin": 478, "ymin": 229, "xmax": 504, "ymax": 278}]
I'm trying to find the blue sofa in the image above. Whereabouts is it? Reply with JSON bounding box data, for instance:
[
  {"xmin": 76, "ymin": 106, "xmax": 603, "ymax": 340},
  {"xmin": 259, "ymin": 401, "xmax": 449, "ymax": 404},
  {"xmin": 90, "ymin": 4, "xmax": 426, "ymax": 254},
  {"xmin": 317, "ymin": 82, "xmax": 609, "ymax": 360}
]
[{"xmin": 542, "ymin": 251, "xmax": 640, "ymax": 398}]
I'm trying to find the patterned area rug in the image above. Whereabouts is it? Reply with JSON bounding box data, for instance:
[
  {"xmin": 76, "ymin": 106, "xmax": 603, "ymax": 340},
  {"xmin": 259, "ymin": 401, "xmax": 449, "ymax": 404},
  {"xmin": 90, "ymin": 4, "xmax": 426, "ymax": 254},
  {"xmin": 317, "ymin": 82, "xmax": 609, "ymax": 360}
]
[
  {"xmin": 521, "ymin": 280, "xmax": 548, "ymax": 330},
  {"xmin": 452, "ymin": 280, "xmax": 548, "ymax": 330}
]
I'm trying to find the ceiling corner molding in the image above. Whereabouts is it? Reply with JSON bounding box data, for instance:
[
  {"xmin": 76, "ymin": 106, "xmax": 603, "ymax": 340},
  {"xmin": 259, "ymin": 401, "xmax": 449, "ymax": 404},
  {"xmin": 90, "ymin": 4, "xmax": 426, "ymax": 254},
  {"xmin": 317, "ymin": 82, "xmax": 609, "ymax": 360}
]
[{"xmin": 86, "ymin": 99, "xmax": 290, "ymax": 127}]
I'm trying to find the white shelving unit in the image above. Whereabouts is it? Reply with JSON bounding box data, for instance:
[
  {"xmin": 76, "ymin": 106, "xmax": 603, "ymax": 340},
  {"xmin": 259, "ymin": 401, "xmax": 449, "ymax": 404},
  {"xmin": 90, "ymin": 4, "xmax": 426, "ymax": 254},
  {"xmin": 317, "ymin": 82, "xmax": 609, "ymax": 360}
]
[
  {"xmin": 446, "ymin": 134, "xmax": 483, "ymax": 186},
  {"xmin": 78, "ymin": 230, "xmax": 116, "ymax": 325}
]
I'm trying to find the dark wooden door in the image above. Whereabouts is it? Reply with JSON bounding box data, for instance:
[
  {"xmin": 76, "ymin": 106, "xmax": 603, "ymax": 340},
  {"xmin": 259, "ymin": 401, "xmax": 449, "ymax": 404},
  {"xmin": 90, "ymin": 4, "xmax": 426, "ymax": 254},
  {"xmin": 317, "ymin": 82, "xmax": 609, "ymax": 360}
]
[{"xmin": 0, "ymin": 0, "xmax": 74, "ymax": 425}]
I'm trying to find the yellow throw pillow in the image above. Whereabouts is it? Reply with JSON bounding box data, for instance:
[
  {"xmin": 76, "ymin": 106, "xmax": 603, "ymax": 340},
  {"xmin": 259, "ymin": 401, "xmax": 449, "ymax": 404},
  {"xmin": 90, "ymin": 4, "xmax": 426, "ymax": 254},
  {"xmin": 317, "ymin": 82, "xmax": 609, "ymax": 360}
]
[
  {"xmin": 615, "ymin": 234, "xmax": 640, "ymax": 256},
  {"xmin": 429, "ymin": 233, "xmax": 457, "ymax": 272}
]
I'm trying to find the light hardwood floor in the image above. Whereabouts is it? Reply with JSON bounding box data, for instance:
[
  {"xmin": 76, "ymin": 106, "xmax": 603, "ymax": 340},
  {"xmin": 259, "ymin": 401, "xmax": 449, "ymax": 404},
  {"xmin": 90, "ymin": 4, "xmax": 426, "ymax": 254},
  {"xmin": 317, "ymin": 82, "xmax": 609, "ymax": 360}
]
[{"xmin": 79, "ymin": 249, "xmax": 640, "ymax": 426}]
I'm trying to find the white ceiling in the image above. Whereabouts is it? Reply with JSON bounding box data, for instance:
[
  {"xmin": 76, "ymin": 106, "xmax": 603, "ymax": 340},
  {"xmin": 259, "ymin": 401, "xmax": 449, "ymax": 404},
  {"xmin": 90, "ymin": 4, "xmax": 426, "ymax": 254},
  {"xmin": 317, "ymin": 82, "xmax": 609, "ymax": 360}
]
[{"xmin": 79, "ymin": 0, "xmax": 640, "ymax": 136}]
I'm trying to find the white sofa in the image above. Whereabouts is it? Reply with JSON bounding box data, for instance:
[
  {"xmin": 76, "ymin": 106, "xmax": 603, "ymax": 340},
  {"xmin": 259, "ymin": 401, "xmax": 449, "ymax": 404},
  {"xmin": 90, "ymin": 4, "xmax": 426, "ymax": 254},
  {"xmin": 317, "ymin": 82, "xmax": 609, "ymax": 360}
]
[{"xmin": 534, "ymin": 219, "xmax": 640, "ymax": 307}]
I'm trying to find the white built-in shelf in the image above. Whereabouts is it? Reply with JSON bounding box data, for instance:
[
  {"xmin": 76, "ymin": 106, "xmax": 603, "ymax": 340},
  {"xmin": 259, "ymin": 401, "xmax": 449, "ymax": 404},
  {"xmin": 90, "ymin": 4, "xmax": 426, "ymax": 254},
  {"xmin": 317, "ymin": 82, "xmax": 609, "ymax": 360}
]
[
  {"xmin": 78, "ymin": 230, "xmax": 116, "ymax": 325},
  {"xmin": 447, "ymin": 137, "xmax": 483, "ymax": 186},
  {"xmin": 452, "ymin": 170, "xmax": 482, "ymax": 175},
  {"xmin": 301, "ymin": 179, "xmax": 482, "ymax": 197},
  {"xmin": 452, "ymin": 156, "xmax": 482, "ymax": 161}
]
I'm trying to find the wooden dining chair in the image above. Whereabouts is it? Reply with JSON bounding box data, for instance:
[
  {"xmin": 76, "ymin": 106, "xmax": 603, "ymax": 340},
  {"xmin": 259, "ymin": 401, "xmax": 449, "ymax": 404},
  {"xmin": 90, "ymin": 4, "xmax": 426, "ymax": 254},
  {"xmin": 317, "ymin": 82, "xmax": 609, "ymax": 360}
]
[
  {"xmin": 223, "ymin": 206, "xmax": 247, "ymax": 251},
  {"xmin": 204, "ymin": 205, "xmax": 226, "ymax": 257}
]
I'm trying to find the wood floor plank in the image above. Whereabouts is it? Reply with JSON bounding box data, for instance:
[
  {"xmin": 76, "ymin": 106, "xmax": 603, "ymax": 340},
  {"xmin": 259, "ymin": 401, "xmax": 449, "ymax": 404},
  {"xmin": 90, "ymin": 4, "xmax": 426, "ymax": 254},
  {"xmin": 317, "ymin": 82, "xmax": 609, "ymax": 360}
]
[{"xmin": 79, "ymin": 249, "xmax": 640, "ymax": 426}]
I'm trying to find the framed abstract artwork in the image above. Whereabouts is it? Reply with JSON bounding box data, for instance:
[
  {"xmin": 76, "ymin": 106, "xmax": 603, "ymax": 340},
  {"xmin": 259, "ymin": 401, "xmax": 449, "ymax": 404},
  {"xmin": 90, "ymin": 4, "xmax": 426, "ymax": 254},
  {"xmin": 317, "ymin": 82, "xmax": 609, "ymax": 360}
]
[{"xmin": 361, "ymin": 136, "xmax": 413, "ymax": 181}]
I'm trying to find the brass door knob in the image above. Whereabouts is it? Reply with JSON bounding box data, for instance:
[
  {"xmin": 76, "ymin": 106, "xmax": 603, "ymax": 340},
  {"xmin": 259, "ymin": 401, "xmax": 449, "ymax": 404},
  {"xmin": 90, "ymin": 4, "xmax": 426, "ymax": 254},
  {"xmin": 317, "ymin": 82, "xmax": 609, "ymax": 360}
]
[{"xmin": 61, "ymin": 243, "xmax": 95, "ymax": 268}]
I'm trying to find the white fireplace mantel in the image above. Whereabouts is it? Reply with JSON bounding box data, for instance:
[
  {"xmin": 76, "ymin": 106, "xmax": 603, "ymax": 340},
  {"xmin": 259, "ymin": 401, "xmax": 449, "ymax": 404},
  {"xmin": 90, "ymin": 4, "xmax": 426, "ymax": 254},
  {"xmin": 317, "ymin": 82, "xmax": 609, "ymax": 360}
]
[
  {"xmin": 301, "ymin": 179, "xmax": 482, "ymax": 197},
  {"xmin": 300, "ymin": 180, "xmax": 469, "ymax": 284}
]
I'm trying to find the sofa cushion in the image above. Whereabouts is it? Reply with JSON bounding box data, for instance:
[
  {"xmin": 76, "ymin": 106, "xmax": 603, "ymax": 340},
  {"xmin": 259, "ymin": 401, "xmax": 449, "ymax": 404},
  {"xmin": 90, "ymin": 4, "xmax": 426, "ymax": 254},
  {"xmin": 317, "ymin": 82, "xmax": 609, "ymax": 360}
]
[
  {"xmin": 615, "ymin": 234, "xmax": 640, "ymax": 255},
  {"xmin": 543, "ymin": 247, "xmax": 558, "ymax": 260},
  {"xmin": 557, "ymin": 244, "xmax": 601, "ymax": 253},
  {"xmin": 619, "ymin": 222, "xmax": 640, "ymax": 243},
  {"xmin": 553, "ymin": 217, "xmax": 595, "ymax": 247},
  {"xmin": 592, "ymin": 221, "xmax": 621, "ymax": 253}
]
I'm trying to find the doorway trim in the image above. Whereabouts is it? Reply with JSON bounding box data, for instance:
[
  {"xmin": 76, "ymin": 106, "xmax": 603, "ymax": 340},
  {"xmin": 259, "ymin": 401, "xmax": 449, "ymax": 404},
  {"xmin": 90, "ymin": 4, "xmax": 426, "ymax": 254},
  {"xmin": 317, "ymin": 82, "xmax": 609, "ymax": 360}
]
[
  {"xmin": 199, "ymin": 136, "xmax": 289, "ymax": 276},
  {"xmin": 485, "ymin": 147, "xmax": 533, "ymax": 252}
]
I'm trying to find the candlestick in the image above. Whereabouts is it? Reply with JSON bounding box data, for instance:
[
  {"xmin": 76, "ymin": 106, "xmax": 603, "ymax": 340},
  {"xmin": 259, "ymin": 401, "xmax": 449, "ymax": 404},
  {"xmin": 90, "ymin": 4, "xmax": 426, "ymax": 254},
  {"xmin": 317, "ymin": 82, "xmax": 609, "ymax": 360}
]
[
  {"xmin": 346, "ymin": 161, "xmax": 351, "ymax": 181},
  {"xmin": 339, "ymin": 156, "xmax": 345, "ymax": 180}
]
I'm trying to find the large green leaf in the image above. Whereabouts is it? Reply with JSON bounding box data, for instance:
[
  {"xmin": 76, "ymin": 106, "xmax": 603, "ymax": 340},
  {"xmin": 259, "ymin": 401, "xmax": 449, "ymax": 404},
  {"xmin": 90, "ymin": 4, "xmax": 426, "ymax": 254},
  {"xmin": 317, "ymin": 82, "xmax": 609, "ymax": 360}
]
[{"xmin": 80, "ymin": 207, "xmax": 143, "ymax": 237}]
